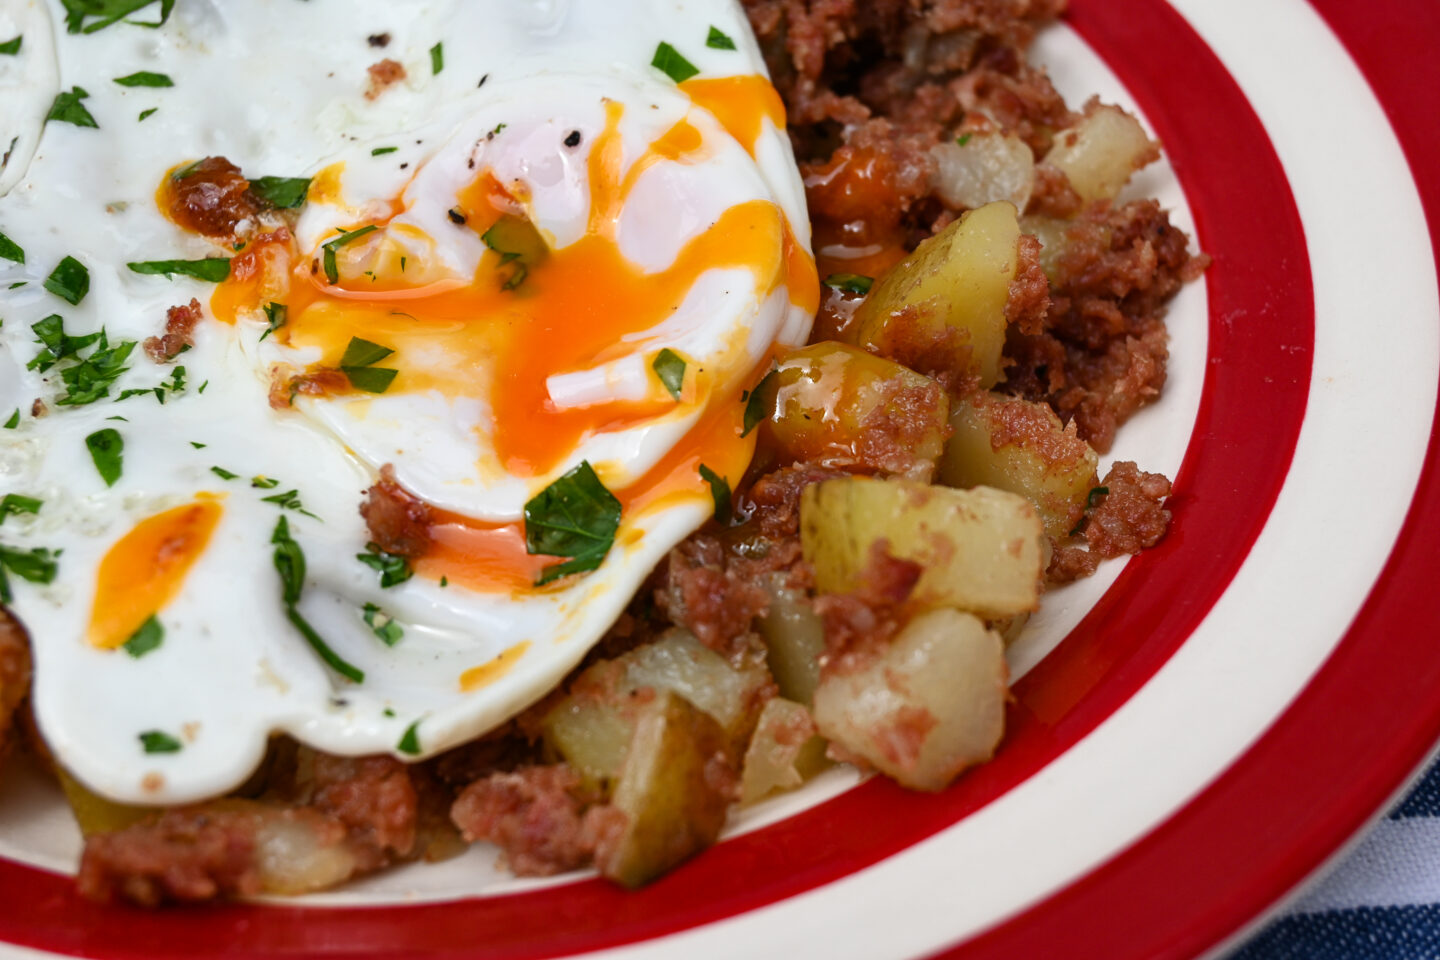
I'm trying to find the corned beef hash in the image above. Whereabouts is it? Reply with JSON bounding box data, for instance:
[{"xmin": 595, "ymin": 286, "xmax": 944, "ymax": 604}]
[{"xmin": 0, "ymin": 0, "xmax": 1203, "ymax": 902}]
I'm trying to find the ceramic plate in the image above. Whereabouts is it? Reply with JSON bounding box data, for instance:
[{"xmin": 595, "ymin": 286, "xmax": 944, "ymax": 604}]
[{"xmin": 1, "ymin": 0, "xmax": 1437, "ymax": 957}]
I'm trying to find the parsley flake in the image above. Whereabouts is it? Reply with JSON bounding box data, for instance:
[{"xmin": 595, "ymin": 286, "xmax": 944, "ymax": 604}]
[
  {"xmin": 126, "ymin": 258, "xmax": 230, "ymax": 282},
  {"xmin": 397, "ymin": 720, "xmax": 422, "ymax": 756},
  {"xmin": 0, "ymin": 36, "xmax": 20, "ymax": 55},
  {"xmin": 362, "ymin": 603, "xmax": 404, "ymax": 646},
  {"xmin": 44, "ymin": 256, "xmax": 90, "ymax": 305},
  {"xmin": 62, "ymin": 0, "xmax": 174, "ymax": 34},
  {"xmin": 85, "ymin": 428, "xmax": 123, "ymax": 486},
  {"xmin": 3, "ymin": 410, "xmax": 18, "ymax": 429},
  {"xmin": 248, "ymin": 175, "xmax": 311, "ymax": 209},
  {"xmin": 321, "ymin": 225, "xmax": 378, "ymax": 284},
  {"xmin": 0, "ymin": 544, "xmax": 58, "ymax": 603},
  {"xmin": 652, "ymin": 349, "xmax": 686, "ymax": 400},
  {"xmin": 113, "ymin": 70, "xmax": 172, "ymax": 87},
  {"xmin": 122, "ymin": 616, "xmax": 164, "ymax": 658},
  {"xmin": 429, "ymin": 41, "xmax": 444, "ymax": 75},
  {"xmin": 46, "ymin": 86, "xmax": 98, "ymax": 128},
  {"xmin": 698, "ymin": 464, "xmax": 732, "ymax": 524},
  {"xmin": 524, "ymin": 460, "xmax": 621, "ymax": 586},
  {"xmin": 357, "ymin": 543, "xmax": 412, "ymax": 588},
  {"xmin": 741, "ymin": 368, "xmax": 778, "ymax": 437},
  {"xmin": 260, "ymin": 302, "xmax": 287, "ymax": 341},
  {"xmin": 138, "ymin": 107, "xmax": 157, "ymax": 121},
  {"xmin": 138, "ymin": 730, "xmax": 182, "ymax": 753},
  {"xmin": 823, "ymin": 273, "xmax": 873, "ymax": 295},
  {"xmin": 651, "ymin": 41, "xmax": 699, "ymax": 84},
  {"xmin": 706, "ymin": 26, "xmax": 736, "ymax": 50},
  {"xmin": 371, "ymin": 146, "xmax": 398, "ymax": 156},
  {"xmin": 0, "ymin": 494, "xmax": 41, "ymax": 524},
  {"xmin": 272, "ymin": 516, "xmax": 365, "ymax": 682},
  {"xmin": 0, "ymin": 230, "xmax": 23, "ymax": 264}
]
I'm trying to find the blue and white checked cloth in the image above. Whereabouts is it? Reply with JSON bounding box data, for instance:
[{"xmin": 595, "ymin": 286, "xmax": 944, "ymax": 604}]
[{"xmin": 1231, "ymin": 759, "xmax": 1440, "ymax": 958}]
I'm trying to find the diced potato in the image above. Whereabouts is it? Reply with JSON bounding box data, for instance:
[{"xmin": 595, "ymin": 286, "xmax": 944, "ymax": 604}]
[
  {"xmin": 853, "ymin": 201, "xmax": 1020, "ymax": 388},
  {"xmin": 757, "ymin": 577, "xmax": 826, "ymax": 705},
  {"xmin": 597, "ymin": 691, "xmax": 733, "ymax": 888},
  {"xmin": 930, "ymin": 133, "xmax": 1036, "ymax": 212},
  {"xmin": 939, "ymin": 391, "xmax": 1099, "ymax": 540},
  {"xmin": 812, "ymin": 608, "xmax": 1007, "ymax": 791},
  {"xmin": 740, "ymin": 698, "xmax": 828, "ymax": 806},
  {"xmin": 542, "ymin": 696, "xmax": 636, "ymax": 786},
  {"xmin": 1041, "ymin": 103, "xmax": 1159, "ymax": 206},
  {"xmin": 252, "ymin": 805, "xmax": 363, "ymax": 895},
  {"xmin": 761, "ymin": 342, "xmax": 950, "ymax": 481},
  {"xmin": 57, "ymin": 767, "xmax": 153, "ymax": 836},
  {"xmin": 621, "ymin": 630, "xmax": 770, "ymax": 747},
  {"xmin": 542, "ymin": 629, "xmax": 770, "ymax": 785},
  {"xmin": 801, "ymin": 476, "xmax": 1044, "ymax": 618},
  {"xmin": 1018, "ymin": 216, "xmax": 1069, "ymax": 282}
]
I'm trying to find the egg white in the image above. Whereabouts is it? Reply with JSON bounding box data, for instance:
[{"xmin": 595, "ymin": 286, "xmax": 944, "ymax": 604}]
[{"xmin": 0, "ymin": 0, "xmax": 811, "ymax": 804}]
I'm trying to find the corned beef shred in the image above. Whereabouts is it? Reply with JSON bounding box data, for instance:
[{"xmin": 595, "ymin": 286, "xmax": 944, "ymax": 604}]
[
  {"xmin": 1049, "ymin": 460, "xmax": 1173, "ymax": 583},
  {"xmin": 308, "ymin": 753, "xmax": 418, "ymax": 858},
  {"xmin": 815, "ymin": 541, "xmax": 922, "ymax": 675},
  {"xmin": 0, "ymin": 608, "xmax": 32, "ymax": 766},
  {"xmin": 359, "ymin": 464, "xmax": 434, "ymax": 558},
  {"xmin": 144, "ymin": 298, "xmax": 202, "ymax": 363},
  {"xmin": 449, "ymin": 765, "xmax": 626, "ymax": 876},
  {"xmin": 163, "ymin": 156, "xmax": 261, "ymax": 238},
  {"xmin": 365, "ymin": 59, "xmax": 407, "ymax": 100}
]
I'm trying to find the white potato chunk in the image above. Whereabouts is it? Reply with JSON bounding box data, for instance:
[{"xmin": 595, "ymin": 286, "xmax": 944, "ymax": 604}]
[
  {"xmin": 801, "ymin": 476, "xmax": 1045, "ymax": 618},
  {"xmin": 930, "ymin": 132, "xmax": 1036, "ymax": 212},
  {"xmin": 1042, "ymin": 103, "xmax": 1159, "ymax": 205},
  {"xmin": 812, "ymin": 609, "xmax": 1007, "ymax": 791},
  {"xmin": 740, "ymin": 697, "xmax": 828, "ymax": 806},
  {"xmin": 757, "ymin": 576, "xmax": 826, "ymax": 705}
]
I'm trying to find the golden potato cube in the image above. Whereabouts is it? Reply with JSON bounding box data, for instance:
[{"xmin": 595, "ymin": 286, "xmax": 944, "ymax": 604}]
[
  {"xmin": 1042, "ymin": 103, "xmax": 1160, "ymax": 206},
  {"xmin": 542, "ymin": 696, "xmax": 636, "ymax": 787},
  {"xmin": 812, "ymin": 608, "xmax": 1007, "ymax": 791},
  {"xmin": 762, "ymin": 342, "xmax": 949, "ymax": 481},
  {"xmin": 597, "ymin": 691, "xmax": 733, "ymax": 888},
  {"xmin": 757, "ymin": 577, "xmax": 827, "ymax": 705},
  {"xmin": 801, "ymin": 476, "xmax": 1044, "ymax": 618},
  {"xmin": 739, "ymin": 697, "xmax": 828, "ymax": 806},
  {"xmin": 853, "ymin": 201, "xmax": 1020, "ymax": 388},
  {"xmin": 56, "ymin": 767, "xmax": 154, "ymax": 837},
  {"xmin": 939, "ymin": 391, "xmax": 1099, "ymax": 540}
]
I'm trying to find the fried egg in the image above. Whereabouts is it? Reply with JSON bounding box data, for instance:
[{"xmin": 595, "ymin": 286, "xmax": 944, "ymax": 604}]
[{"xmin": 0, "ymin": 0, "xmax": 816, "ymax": 804}]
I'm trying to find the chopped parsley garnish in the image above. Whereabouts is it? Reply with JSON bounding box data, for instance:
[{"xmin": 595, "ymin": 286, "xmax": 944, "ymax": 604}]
[
  {"xmin": 126, "ymin": 258, "xmax": 231, "ymax": 282},
  {"xmin": 706, "ymin": 26, "xmax": 736, "ymax": 50},
  {"xmin": 823, "ymin": 273, "xmax": 874, "ymax": 295},
  {"xmin": 272, "ymin": 516, "xmax": 365, "ymax": 683},
  {"xmin": 189, "ymin": 441, "xmax": 206, "ymax": 449},
  {"xmin": 651, "ymin": 41, "xmax": 699, "ymax": 84},
  {"xmin": 261, "ymin": 488, "xmax": 318, "ymax": 518},
  {"xmin": 210, "ymin": 466, "xmax": 238, "ymax": 480},
  {"xmin": 0, "ymin": 544, "xmax": 59, "ymax": 603},
  {"xmin": 85, "ymin": 428, "xmax": 123, "ymax": 486},
  {"xmin": 523, "ymin": 460, "xmax": 621, "ymax": 586},
  {"xmin": 488, "ymin": 122, "xmax": 506, "ymax": 138},
  {"xmin": 397, "ymin": 720, "xmax": 422, "ymax": 756},
  {"xmin": 3, "ymin": 410, "xmax": 18, "ymax": 429},
  {"xmin": 1087, "ymin": 486, "xmax": 1110, "ymax": 508},
  {"xmin": 0, "ymin": 230, "xmax": 23, "ymax": 264},
  {"xmin": 251, "ymin": 476, "xmax": 279, "ymax": 489},
  {"xmin": 481, "ymin": 215, "xmax": 547, "ymax": 291},
  {"xmin": 321, "ymin": 225, "xmax": 378, "ymax": 284},
  {"xmin": 46, "ymin": 86, "xmax": 98, "ymax": 128},
  {"xmin": 339, "ymin": 335, "xmax": 399, "ymax": 394},
  {"xmin": 371, "ymin": 146, "xmax": 398, "ymax": 156},
  {"xmin": 260, "ymin": 302, "xmax": 287, "ymax": 341},
  {"xmin": 429, "ymin": 41, "xmax": 444, "ymax": 75},
  {"xmin": 0, "ymin": 36, "xmax": 21, "ymax": 55},
  {"xmin": 698, "ymin": 464, "xmax": 732, "ymax": 525},
  {"xmin": 652, "ymin": 349, "xmax": 686, "ymax": 400},
  {"xmin": 356, "ymin": 543, "xmax": 412, "ymax": 589},
  {"xmin": 248, "ymin": 175, "xmax": 311, "ymax": 209},
  {"xmin": 138, "ymin": 107, "xmax": 157, "ymax": 121},
  {"xmin": 138, "ymin": 730, "xmax": 182, "ymax": 753},
  {"xmin": 956, "ymin": 132, "xmax": 973, "ymax": 147},
  {"xmin": 61, "ymin": 0, "xmax": 175, "ymax": 34},
  {"xmin": 362, "ymin": 603, "xmax": 403, "ymax": 646},
  {"xmin": 44, "ymin": 256, "xmax": 90, "ymax": 305},
  {"xmin": 0, "ymin": 494, "xmax": 41, "ymax": 524},
  {"xmin": 741, "ymin": 367, "xmax": 778, "ymax": 437},
  {"xmin": 115, "ymin": 363, "xmax": 186, "ymax": 404},
  {"xmin": 113, "ymin": 70, "xmax": 172, "ymax": 87},
  {"xmin": 122, "ymin": 616, "xmax": 163, "ymax": 658},
  {"xmin": 35, "ymin": 325, "xmax": 137, "ymax": 406}
]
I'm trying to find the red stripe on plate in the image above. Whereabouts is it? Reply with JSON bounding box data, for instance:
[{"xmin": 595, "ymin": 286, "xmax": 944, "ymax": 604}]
[
  {"xmin": 949, "ymin": 0, "xmax": 1440, "ymax": 958},
  {"xmin": 0, "ymin": 0, "xmax": 1316, "ymax": 956}
]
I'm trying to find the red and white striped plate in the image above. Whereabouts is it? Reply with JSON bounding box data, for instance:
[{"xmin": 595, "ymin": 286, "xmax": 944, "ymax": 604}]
[{"xmin": 2, "ymin": 0, "xmax": 1437, "ymax": 956}]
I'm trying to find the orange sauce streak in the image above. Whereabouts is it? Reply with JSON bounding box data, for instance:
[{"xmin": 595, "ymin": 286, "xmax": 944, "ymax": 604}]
[
  {"xmin": 86, "ymin": 499, "xmax": 224, "ymax": 650},
  {"xmin": 459, "ymin": 641, "xmax": 531, "ymax": 693},
  {"xmin": 415, "ymin": 522, "xmax": 548, "ymax": 593},
  {"xmin": 679, "ymin": 76, "xmax": 786, "ymax": 158}
]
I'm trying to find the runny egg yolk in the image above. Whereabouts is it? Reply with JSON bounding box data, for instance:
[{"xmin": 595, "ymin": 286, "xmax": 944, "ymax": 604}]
[
  {"xmin": 86, "ymin": 498, "xmax": 224, "ymax": 650},
  {"xmin": 206, "ymin": 75, "xmax": 816, "ymax": 594}
]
